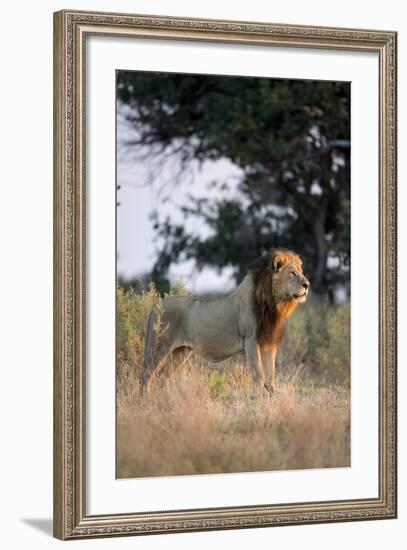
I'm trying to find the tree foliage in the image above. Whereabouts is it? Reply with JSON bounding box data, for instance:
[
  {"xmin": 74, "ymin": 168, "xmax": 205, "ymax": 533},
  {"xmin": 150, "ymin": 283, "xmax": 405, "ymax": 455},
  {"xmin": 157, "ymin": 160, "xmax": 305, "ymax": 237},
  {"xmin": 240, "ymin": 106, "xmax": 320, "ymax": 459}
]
[{"xmin": 117, "ymin": 72, "xmax": 350, "ymax": 292}]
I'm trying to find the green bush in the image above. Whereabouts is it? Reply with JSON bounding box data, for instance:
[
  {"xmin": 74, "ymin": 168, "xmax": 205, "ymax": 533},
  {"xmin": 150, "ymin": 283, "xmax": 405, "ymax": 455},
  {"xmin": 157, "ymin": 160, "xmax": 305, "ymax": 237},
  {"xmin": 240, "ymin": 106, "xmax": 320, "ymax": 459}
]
[
  {"xmin": 280, "ymin": 299, "xmax": 350, "ymax": 386},
  {"xmin": 314, "ymin": 303, "xmax": 350, "ymax": 386},
  {"xmin": 117, "ymin": 283, "xmax": 158, "ymax": 366}
]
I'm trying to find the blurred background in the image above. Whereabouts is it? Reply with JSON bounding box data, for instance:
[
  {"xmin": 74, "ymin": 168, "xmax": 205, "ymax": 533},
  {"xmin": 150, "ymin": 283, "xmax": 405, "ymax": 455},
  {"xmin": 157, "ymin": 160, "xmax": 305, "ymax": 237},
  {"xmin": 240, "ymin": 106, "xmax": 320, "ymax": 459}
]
[{"xmin": 116, "ymin": 71, "xmax": 350, "ymax": 300}]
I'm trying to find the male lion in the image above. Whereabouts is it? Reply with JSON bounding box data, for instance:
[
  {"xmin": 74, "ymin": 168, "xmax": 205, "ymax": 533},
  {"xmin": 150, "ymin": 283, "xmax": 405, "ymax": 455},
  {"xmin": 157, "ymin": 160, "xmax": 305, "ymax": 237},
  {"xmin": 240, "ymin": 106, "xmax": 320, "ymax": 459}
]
[{"xmin": 141, "ymin": 248, "xmax": 309, "ymax": 394}]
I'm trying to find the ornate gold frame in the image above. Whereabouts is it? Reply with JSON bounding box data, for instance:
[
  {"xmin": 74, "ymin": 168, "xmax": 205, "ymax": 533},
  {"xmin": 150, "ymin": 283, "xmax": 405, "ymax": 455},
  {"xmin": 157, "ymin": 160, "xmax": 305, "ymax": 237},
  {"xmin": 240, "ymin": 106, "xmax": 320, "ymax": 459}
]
[{"xmin": 53, "ymin": 9, "xmax": 397, "ymax": 540}]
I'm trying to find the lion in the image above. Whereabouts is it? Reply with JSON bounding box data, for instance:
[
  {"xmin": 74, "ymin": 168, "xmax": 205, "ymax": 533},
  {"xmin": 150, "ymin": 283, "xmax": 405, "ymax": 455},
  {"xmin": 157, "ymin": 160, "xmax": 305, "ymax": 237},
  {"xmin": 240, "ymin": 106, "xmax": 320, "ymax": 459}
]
[{"xmin": 141, "ymin": 248, "xmax": 310, "ymax": 395}]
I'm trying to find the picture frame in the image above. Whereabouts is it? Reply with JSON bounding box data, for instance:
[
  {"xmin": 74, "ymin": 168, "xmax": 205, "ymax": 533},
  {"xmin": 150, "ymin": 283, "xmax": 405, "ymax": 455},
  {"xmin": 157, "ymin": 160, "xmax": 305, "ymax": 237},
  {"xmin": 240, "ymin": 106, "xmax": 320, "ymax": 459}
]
[{"xmin": 53, "ymin": 9, "xmax": 397, "ymax": 540}]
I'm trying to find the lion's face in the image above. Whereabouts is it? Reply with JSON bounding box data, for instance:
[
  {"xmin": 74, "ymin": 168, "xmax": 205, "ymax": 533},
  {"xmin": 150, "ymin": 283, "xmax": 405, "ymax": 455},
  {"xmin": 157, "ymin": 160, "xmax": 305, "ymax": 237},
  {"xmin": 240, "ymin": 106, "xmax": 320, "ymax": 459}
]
[{"xmin": 271, "ymin": 251, "xmax": 310, "ymax": 304}]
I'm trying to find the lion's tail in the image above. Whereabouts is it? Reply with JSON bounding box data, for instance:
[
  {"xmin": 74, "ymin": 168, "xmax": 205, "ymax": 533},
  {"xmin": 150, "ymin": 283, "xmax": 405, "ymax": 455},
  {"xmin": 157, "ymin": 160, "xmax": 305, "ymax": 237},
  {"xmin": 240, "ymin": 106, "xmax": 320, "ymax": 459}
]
[{"xmin": 141, "ymin": 308, "xmax": 156, "ymax": 393}]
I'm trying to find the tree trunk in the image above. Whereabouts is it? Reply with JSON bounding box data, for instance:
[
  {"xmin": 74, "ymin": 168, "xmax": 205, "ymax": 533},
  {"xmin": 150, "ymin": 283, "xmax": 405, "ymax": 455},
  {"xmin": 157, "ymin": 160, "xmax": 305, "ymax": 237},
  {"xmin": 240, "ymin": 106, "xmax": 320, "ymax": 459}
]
[{"xmin": 313, "ymin": 205, "xmax": 327, "ymax": 293}]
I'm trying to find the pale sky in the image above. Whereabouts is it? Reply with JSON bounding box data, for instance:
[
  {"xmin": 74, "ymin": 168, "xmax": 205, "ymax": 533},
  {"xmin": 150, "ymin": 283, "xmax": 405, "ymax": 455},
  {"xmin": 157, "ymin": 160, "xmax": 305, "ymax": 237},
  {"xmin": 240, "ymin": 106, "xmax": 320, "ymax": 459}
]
[{"xmin": 116, "ymin": 108, "xmax": 244, "ymax": 293}]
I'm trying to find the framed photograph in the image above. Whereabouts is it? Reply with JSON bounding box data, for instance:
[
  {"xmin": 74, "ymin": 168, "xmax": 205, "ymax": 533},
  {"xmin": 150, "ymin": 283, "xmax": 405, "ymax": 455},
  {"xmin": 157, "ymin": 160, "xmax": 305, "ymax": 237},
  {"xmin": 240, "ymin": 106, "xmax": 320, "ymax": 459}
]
[{"xmin": 53, "ymin": 9, "xmax": 397, "ymax": 540}]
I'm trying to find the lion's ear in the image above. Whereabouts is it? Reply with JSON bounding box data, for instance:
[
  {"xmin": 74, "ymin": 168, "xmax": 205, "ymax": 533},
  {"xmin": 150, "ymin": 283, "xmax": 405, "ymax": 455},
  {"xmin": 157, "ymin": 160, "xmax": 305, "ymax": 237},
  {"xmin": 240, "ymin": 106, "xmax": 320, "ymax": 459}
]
[{"xmin": 272, "ymin": 255, "xmax": 286, "ymax": 272}]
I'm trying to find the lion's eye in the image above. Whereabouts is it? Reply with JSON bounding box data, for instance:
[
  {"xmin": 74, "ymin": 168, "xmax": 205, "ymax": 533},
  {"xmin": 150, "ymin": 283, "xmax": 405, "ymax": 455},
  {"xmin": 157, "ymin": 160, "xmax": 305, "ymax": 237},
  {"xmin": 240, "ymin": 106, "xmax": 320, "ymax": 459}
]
[{"xmin": 291, "ymin": 271, "xmax": 296, "ymax": 277}]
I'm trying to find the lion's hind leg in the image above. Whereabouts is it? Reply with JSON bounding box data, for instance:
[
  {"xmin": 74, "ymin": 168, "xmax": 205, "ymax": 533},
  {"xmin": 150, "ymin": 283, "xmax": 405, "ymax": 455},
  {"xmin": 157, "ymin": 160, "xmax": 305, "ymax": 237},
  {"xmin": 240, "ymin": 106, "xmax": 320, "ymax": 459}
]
[
  {"xmin": 141, "ymin": 308, "xmax": 172, "ymax": 395},
  {"xmin": 141, "ymin": 307, "xmax": 185, "ymax": 395},
  {"xmin": 141, "ymin": 299, "xmax": 190, "ymax": 395},
  {"xmin": 141, "ymin": 341, "xmax": 172, "ymax": 396},
  {"xmin": 158, "ymin": 346, "xmax": 193, "ymax": 387}
]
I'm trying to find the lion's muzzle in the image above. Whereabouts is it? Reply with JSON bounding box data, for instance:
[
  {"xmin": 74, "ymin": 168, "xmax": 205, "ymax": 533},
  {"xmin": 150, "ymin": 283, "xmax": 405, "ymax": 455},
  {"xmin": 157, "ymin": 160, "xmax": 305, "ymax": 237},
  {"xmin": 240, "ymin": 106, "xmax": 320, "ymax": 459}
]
[{"xmin": 294, "ymin": 278, "xmax": 310, "ymax": 303}]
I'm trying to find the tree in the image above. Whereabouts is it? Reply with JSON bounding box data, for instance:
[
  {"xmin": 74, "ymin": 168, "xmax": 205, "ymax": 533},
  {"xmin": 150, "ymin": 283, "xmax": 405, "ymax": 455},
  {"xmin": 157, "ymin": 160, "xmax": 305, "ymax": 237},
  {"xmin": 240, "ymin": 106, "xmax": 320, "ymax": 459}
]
[{"xmin": 117, "ymin": 72, "xmax": 350, "ymax": 292}]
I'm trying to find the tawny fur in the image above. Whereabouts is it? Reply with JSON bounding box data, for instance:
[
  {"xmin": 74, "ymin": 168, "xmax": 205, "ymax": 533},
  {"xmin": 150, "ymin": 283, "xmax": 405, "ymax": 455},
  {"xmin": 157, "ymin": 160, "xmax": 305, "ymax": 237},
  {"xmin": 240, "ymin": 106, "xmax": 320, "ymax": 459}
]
[{"xmin": 141, "ymin": 248, "xmax": 310, "ymax": 394}]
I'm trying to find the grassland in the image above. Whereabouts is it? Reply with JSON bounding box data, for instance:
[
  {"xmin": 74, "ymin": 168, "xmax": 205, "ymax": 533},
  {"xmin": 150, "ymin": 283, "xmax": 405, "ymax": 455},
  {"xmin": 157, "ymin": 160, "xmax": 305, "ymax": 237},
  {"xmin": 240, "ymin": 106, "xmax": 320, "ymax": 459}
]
[{"xmin": 116, "ymin": 283, "xmax": 350, "ymax": 478}]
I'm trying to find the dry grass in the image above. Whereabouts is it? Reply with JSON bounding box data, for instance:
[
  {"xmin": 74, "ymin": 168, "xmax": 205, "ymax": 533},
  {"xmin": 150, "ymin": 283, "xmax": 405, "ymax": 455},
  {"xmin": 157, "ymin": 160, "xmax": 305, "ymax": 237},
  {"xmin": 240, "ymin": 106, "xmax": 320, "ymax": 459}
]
[
  {"xmin": 117, "ymin": 360, "xmax": 350, "ymax": 478},
  {"xmin": 116, "ymin": 283, "xmax": 350, "ymax": 478}
]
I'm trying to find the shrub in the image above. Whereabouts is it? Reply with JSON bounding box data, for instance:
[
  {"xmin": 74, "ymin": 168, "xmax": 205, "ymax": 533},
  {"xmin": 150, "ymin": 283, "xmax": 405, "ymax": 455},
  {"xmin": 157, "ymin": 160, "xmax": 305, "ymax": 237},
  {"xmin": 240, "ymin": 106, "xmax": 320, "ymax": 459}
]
[
  {"xmin": 314, "ymin": 303, "xmax": 351, "ymax": 386},
  {"xmin": 280, "ymin": 299, "xmax": 350, "ymax": 386}
]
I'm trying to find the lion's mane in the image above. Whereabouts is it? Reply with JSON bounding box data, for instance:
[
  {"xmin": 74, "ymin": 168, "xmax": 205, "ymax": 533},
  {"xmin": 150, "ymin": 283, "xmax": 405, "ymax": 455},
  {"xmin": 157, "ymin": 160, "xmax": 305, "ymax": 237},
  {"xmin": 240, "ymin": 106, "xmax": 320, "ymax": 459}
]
[{"xmin": 250, "ymin": 249, "xmax": 301, "ymax": 347}]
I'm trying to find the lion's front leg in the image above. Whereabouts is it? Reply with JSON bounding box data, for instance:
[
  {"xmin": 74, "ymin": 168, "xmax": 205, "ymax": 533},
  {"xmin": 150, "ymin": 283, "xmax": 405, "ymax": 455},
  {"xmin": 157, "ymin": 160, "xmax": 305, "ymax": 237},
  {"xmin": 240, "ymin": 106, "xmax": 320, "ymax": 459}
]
[
  {"xmin": 261, "ymin": 346, "xmax": 277, "ymax": 395},
  {"xmin": 244, "ymin": 338, "xmax": 265, "ymax": 392}
]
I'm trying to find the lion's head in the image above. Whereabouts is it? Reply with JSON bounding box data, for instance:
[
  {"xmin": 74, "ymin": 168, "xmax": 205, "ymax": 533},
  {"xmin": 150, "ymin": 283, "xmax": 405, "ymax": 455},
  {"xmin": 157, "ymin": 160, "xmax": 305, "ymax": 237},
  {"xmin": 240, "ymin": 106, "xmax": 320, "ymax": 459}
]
[
  {"xmin": 250, "ymin": 249, "xmax": 310, "ymax": 345},
  {"xmin": 270, "ymin": 249, "xmax": 310, "ymax": 304}
]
